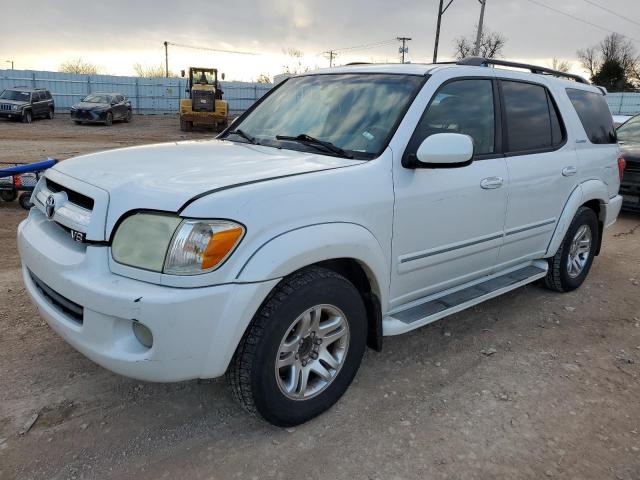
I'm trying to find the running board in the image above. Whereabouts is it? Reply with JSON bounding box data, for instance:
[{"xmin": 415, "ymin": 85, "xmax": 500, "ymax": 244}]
[{"xmin": 383, "ymin": 261, "xmax": 548, "ymax": 336}]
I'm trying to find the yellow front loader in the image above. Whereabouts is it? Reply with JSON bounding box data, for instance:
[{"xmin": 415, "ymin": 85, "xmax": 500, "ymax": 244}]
[{"xmin": 179, "ymin": 67, "xmax": 228, "ymax": 132}]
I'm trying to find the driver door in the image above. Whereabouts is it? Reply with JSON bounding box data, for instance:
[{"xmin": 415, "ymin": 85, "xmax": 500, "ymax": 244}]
[{"xmin": 390, "ymin": 76, "xmax": 509, "ymax": 308}]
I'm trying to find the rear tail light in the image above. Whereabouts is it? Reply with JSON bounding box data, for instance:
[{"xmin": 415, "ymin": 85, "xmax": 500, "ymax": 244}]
[
  {"xmin": 14, "ymin": 175, "xmax": 21, "ymax": 188},
  {"xmin": 618, "ymin": 155, "xmax": 626, "ymax": 181}
]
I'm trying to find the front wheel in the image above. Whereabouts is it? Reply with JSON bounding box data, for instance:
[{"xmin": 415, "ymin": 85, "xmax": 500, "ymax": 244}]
[
  {"xmin": 544, "ymin": 206, "xmax": 599, "ymax": 292},
  {"xmin": 18, "ymin": 192, "xmax": 33, "ymax": 210},
  {"xmin": 22, "ymin": 110, "xmax": 32, "ymax": 124},
  {"xmin": 104, "ymin": 112, "xmax": 113, "ymax": 126},
  {"xmin": 226, "ymin": 267, "xmax": 367, "ymax": 426}
]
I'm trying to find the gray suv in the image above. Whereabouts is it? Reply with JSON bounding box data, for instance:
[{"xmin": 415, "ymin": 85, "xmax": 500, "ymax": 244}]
[{"xmin": 0, "ymin": 87, "xmax": 55, "ymax": 123}]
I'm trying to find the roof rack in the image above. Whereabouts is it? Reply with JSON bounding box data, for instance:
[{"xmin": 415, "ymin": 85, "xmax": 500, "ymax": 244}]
[{"xmin": 456, "ymin": 57, "xmax": 589, "ymax": 84}]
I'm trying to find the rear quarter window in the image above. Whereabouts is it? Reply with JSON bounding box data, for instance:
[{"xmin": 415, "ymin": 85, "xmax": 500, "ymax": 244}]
[{"xmin": 566, "ymin": 88, "xmax": 616, "ymax": 144}]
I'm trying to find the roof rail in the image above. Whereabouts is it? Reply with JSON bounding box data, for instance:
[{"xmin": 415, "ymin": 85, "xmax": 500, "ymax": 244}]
[{"xmin": 457, "ymin": 57, "xmax": 589, "ymax": 84}]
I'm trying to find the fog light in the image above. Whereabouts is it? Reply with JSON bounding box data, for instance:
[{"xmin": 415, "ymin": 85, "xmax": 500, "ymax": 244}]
[{"xmin": 132, "ymin": 321, "xmax": 153, "ymax": 348}]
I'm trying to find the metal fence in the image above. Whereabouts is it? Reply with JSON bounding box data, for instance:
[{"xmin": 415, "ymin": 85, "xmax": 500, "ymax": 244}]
[
  {"xmin": 607, "ymin": 92, "xmax": 640, "ymax": 116},
  {"xmin": 0, "ymin": 69, "xmax": 272, "ymax": 115}
]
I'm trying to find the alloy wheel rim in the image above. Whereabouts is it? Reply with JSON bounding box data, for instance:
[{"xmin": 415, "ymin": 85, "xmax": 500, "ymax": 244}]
[
  {"xmin": 567, "ymin": 224, "xmax": 592, "ymax": 278},
  {"xmin": 275, "ymin": 304, "xmax": 349, "ymax": 400}
]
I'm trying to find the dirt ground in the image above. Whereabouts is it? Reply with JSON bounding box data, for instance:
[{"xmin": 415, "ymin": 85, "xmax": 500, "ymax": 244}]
[{"xmin": 0, "ymin": 115, "xmax": 639, "ymax": 480}]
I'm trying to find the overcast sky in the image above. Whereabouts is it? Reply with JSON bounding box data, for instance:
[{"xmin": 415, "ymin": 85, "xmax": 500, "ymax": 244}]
[{"xmin": 2, "ymin": 0, "xmax": 640, "ymax": 80}]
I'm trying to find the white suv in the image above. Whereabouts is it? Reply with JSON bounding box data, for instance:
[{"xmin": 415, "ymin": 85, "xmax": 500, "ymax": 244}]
[{"xmin": 18, "ymin": 58, "xmax": 624, "ymax": 426}]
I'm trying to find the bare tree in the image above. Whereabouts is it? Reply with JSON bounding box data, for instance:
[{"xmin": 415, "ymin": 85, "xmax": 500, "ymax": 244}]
[
  {"xmin": 550, "ymin": 57, "xmax": 571, "ymax": 73},
  {"xmin": 577, "ymin": 47, "xmax": 599, "ymax": 78},
  {"xmin": 59, "ymin": 58, "xmax": 99, "ymax": 75},
  {"xmin": 256, "ymin": 74, "xmax": 272, "ymax": 84},
  {"xmin": 133, "ymin": 63, "xmax": 174, "ymax": 78},
  {"xmin": 453, "ymin": 28, "xmax": 506, "ymax": 60},
  {"xmin": 282, "ymin": 48, "xmax": 309, "ymax": 75}
]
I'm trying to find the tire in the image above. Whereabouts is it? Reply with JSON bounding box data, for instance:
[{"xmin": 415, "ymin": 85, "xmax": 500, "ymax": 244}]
[
  {"xmin": 226, "ymin": 266, "xmax": 367, "ymax": 427},
  {"xmin": 47, "ymin": 107, "xmax": 54, "ymax": 120},
  {"xmin": 74, "ymin": 120, "xmax": 82, "ymax": 125},
  {"xmin": 180, "ymin": 119, "xmax": 193, "ymax": 132},
  {"xmin": 544, "ymin": 206, "xmax": 599, "ymax": 292},
  {"xmin": 18, "ymin": 192, "xmax": 33, "ymax": 210},
  {"xmin": 124, "ymin": 109, "xmax": 132, "ymax": 123},
  {"xmin": 105, "ymin": 112, "xmax": 113, "ymax": 126},
  {"xmin": 22, "ymin": 110, "xmax": 32, "ymax": 124},
  {"xmin": 0, "ymin": 190, "xmax": 17, "ymax": 202}
]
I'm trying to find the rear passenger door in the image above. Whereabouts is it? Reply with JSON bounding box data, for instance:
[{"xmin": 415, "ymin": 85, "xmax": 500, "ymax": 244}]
[
  {"xmin": 32, "ymin": 91, "xmax": 45, "ymax": 117},
  {"xmin": 494, "ymin": 76, "xmax": 580, "ymax": 269}
]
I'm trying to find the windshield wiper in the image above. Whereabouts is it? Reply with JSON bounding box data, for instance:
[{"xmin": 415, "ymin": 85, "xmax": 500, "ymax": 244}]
[
  {"xmin": 276, "ymin": 134, "xmax": 353, "ymax": 159},
  {"xmin": 227, "ymin": 129, "xmax": 259, "ymax": 145}
]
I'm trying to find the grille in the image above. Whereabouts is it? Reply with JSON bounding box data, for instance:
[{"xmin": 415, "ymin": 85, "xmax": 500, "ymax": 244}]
[
  {"xmin": 626, "ymin": 161, "xmax": 640, "ymax": 174},
  {"xmin": 30, "ymin": 272, "xmax": 83, "ymax": 324},
  {"xmin": 46, "ymin": 178, "xmax": 94, "ymax": 210},
  {"xmin": 192, "ymin": 91, "xmax": 215, "ymax": 112},
  {"xmin": 0, "ymin": 104, "xmax": 13, "ymax": 111}
]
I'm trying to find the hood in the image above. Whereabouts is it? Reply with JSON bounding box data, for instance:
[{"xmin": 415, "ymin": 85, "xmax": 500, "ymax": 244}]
[
  {"xmin": 53, "ymin": 139, "xmax": 359, "ymax": 219},
  {"xmin": 72, "ymin": 101, "xmax": 109, "ymax": 110},
  {"xmin": 0, "ymin": 99, "xmax": 28, "ymax": 107},
  {"xmin": 620, "ymin": 141, "xmax": 640, "ymax": 164}
]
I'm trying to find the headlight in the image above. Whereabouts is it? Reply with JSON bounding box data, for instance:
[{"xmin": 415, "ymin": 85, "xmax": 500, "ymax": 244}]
[
  {"xmin": 12, "ymin": 105, "xmax": 19, "ymax": 111},
  {"xmin": 111, "ymin": 212, "xmax": 245, "ymax": 275}
]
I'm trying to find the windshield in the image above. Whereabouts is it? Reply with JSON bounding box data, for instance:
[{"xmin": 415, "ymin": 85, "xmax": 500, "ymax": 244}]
[
  {"xmin": 82, "ymin": 94, "xmax": 111, "ymax": 103},
  {"xmin": 225, "ymin": 73, "xmax": 425, "ymax": 159},
  {"xmin": 617, "ymin": 115, "xmax": 640, "ymax": 143},
  {"xmin": 0, "ymin": 90, "xmax": 30, "ymax": 102}
]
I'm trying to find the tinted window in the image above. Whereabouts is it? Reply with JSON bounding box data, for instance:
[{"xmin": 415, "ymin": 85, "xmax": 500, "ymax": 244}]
[
  {"xmin": 502, "ymin": 81, "xmax": 555, "ymax": 152},
  {"xmin": 44, "ymin": 91, "xmax": 52, "ymax": 100},
  {"xmin": 116, "ymin": 95, "xmax": 124, "ymax": 102},
  {"xmin": 566, "ymin": 88, "xmax": 616, "ymax": 144},
  {"xmin": 34, "ymin": 91, "xmax": 43, "ymax": 101},
  {"xmin": 548, "ymin": 94, "xmax": 564, "ymax": 147},
  {"xmin": 407, "ymin": 79, "xmax": 495, "ymax": 156},
  {"xmin": 617, "ymin": 115, "xmax": 640, "ymax": 143}
]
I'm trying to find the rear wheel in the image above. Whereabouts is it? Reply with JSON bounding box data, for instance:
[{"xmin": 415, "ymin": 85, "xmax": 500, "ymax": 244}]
[
  {"xmin": 47, "ymin": 107, "xmax": 54, "ymax": 119},
  {"xmin": 544, "ymin": 206, "xmax": 599, "ymax": 292},
  {"xmin": 105, "ymin": 112, "xmax": 113, "ymax": 126},
  {"xmin": 18, "ymin": 192, "xmax": 33, "ymax": 210},
  {"xmin": 0, "ymin": 190, "xmax": 17, "ymax": 202},
  {"xmin": 74, "ymin": 120, "xmax": 82, "ymax": 125},
  {"xmin": 124, "ymin": 109, "xmax": 132, "ymax": 123},
  {"xmin": 22, "ymin": 110, "xmax": 32, "ymax": 124},
  {"xmin": 226, "ymin": 266, "xmax": 367, "ymax": 426}
]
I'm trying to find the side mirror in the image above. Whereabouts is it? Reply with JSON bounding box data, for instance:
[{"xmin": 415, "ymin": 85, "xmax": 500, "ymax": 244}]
[{"xmin": 405, "ymin": 133, "xmax": 474, "ymax": 168}]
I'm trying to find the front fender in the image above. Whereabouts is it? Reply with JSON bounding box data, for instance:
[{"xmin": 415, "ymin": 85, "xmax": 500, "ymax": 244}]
[
  {"xmin": 545, "ymin": 179, "xmax": 608, "ymax": 257},
  {"xmin": 236, "ymin": 222, "xmax": 390, "ymax": 309}
]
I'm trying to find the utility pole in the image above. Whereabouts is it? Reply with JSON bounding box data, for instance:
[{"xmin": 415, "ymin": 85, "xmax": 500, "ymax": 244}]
[
  {"xmin": 164, "ymin": 41, "xmax": 169, "ymax": 78},
  {"xmin": 397, "ymin": 37, "xmax": 412, "ymax": 63},
  {"xmin": 5, "ymin": 60, "xmax": 13, "ymax": 70},
  {"xmin": 324, "ymin": 50, "xmax": 337, "ymax": 67},
  {"xmin": 473, "ymin": 0, "xmax": 487, "ymax": 57},
  {"xmin": 433, "ymin": 0, "xmax": 454, "ymax": 63}
]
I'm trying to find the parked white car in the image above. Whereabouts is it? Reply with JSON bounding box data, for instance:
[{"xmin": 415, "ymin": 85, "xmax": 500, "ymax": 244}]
[{"xmin": 18, "ymin": 58, "xmax": 624, "ymax": 426}]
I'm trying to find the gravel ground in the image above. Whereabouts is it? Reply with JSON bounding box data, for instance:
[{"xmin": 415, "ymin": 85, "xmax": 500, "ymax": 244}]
[{"xmin": 0, "ymin": 115, "xmax": 639, "ymax": 480}]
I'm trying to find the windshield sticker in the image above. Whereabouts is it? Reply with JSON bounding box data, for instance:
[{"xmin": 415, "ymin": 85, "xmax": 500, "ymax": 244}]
[{"xmin": 362, "ymin": 131, "xmax": 374, "ymax": 141}]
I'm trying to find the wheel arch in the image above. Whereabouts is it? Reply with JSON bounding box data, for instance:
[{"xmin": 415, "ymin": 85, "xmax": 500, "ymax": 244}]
[
  {"xmin": 545, "ymin": 180, "xmax": 607, "ymax": 257},
  {"xmin": 236, "ymin": 222, "xmax": 389, "ymax": 350}
]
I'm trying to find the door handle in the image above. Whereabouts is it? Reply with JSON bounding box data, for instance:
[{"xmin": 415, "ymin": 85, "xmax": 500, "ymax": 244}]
[
  {"xmin": 562, "ymin": 166, "xmax": 577, "ymax": 176},
  {"xmin": 480, "ymin": 176, "xmax": 504, "ymax": 189}
]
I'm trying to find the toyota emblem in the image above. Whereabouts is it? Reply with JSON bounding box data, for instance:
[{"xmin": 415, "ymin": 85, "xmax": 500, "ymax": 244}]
[{"xmin": 45, "ymin": 195, "xmax": 56, "ymax": 219}]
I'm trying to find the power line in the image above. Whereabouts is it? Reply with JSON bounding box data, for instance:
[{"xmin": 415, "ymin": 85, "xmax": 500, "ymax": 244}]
[
  {"xmin": 397, "ymin": 37, "xmax": 412, "ymax": 63},
  {"xmin": 167, "ymin": 41, "xmax": 259, "ymax": 56},
  {"xmin": 320, "ymin": 39, "xmax": 397, "ymax": 56},
  {"xmin": 523, "ymin": 0, "xmax": 640, "ymax": 44},
  {"xmin": 580, "ymin": 0, "xmax": 640, "ymax": 28}
]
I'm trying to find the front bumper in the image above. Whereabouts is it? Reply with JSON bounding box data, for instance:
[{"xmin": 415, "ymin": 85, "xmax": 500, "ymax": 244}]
[
  {"xmin": 0, "ymin": 110, "xmax": 23, "ymax": 119},
  {"xmin": 70, "ymin": 110, "xmax": 107, "ymax": 123},
  {"xmin": 620, "ymin": 171, "xmax": 640, "ymax": 212},
  {"xmin": 18, "ymin": 210, "xmax": 279, "ymax": 382}
]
